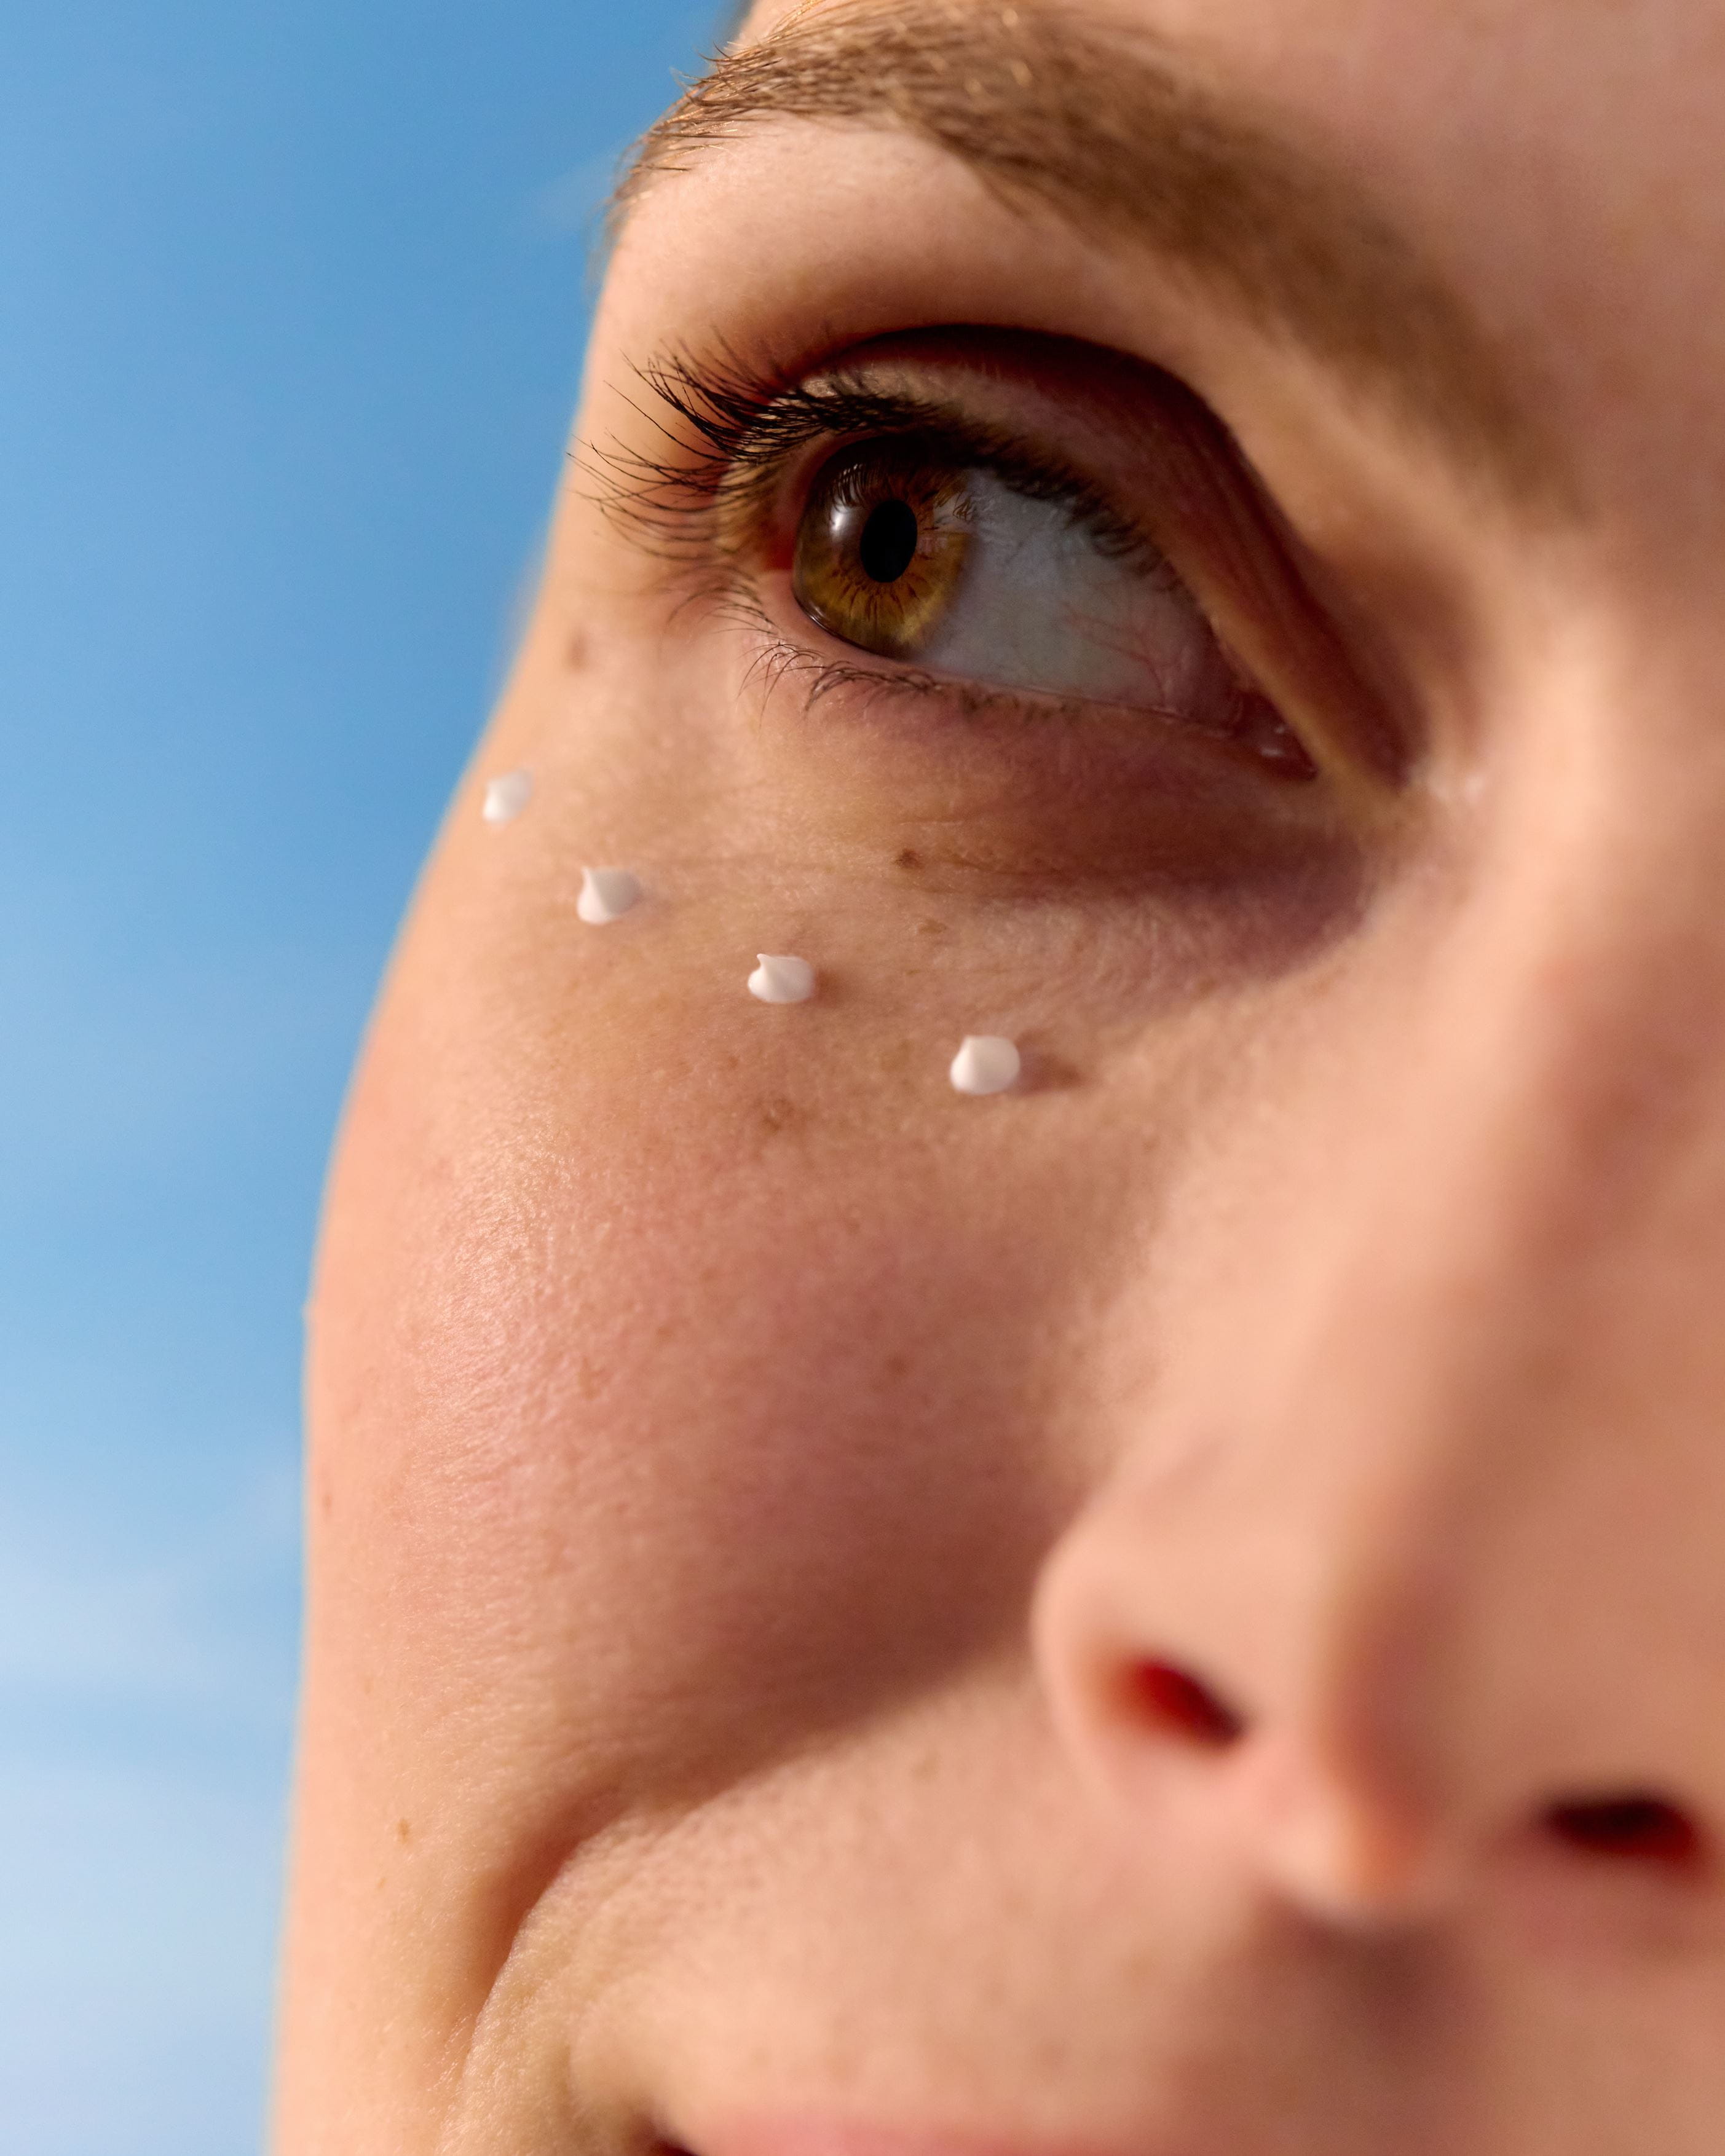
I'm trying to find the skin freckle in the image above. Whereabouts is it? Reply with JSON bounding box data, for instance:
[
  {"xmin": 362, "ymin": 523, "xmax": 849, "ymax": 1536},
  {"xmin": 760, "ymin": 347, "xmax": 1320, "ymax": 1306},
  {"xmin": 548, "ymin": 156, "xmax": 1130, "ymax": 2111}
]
[{"xmin": 752, "ymin": 1092, "xmax": 803, "ymax": 1136}]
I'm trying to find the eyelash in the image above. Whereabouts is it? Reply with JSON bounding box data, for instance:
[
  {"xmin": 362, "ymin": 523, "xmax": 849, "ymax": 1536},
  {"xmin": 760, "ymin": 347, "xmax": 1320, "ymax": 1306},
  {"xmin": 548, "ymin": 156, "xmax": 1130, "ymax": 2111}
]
[{"xmin": 594, "ymin": 347, "xmax": 1158, "ymax": 594}]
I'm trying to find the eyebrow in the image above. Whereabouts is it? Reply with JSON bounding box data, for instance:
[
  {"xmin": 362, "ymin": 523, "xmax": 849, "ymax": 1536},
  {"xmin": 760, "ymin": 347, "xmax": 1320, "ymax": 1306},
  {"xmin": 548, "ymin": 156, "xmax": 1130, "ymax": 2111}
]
[{"xmin": 617, "ymin": 0, "xmax": 1573, "ymax": 516}]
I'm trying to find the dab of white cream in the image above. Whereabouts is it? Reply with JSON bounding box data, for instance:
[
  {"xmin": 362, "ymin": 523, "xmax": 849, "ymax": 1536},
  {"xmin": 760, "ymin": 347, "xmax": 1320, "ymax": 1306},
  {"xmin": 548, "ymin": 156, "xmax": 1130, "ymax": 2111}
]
[
  {"xmin": 482, "ymin": 769, "xmax": 534, "ymax": 825},
  {"xmin": 950, "ymin": 1034, "xmax": 1021, "ymax": 1096},
  {"xmin": 748, "ymin": 954, "xmax": 816, "ymax": 1004},
  {"xmin": 577, "ymin": 867, "xmax": 642, "ymax": 925}
]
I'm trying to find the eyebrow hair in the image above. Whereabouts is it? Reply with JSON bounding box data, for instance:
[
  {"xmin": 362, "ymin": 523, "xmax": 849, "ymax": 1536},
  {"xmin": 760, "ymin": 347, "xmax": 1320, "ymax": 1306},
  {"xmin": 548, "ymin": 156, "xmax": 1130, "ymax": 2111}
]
[{"xmin": 617, "ymin": 0, "xmax": 1573, "ymax": 516}]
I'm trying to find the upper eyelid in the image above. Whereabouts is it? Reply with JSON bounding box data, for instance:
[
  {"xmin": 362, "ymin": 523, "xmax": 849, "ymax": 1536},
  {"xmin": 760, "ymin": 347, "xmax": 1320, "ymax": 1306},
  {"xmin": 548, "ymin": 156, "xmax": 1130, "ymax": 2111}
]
[{"xmin": 593, "ymin": 352, "xmax": 1156, "ymax": 568}]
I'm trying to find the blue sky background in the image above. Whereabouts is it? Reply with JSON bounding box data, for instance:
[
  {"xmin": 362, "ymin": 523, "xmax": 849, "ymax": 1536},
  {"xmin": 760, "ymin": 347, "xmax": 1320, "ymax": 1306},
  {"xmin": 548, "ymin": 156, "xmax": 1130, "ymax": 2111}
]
[{"xmin": 0, "ymin": 5, "xmax": 714, "ymax": 2147}]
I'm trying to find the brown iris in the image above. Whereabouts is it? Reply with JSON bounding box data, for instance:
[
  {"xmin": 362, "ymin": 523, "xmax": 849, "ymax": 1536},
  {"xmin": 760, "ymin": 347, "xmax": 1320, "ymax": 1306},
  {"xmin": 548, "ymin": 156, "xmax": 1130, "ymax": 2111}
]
[{"xmin": 791, "ymin": 440, "xmax": 973, "ymax": 660}]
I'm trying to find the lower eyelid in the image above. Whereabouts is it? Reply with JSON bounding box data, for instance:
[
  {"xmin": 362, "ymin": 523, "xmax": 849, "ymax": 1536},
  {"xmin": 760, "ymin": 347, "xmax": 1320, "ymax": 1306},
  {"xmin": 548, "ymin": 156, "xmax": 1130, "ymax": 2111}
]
[
  {"xmin": 735, "ymin": 601, "xmax": 1344, "ymax": 860},
  {"xmin": 752, "ymin": 541, "xmax": 1320, "ymax": 784}
]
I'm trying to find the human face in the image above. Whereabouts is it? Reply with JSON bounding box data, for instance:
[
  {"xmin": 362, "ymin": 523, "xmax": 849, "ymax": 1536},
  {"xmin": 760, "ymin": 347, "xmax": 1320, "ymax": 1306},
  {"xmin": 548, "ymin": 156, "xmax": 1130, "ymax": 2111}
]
[{"xmin": 276, "ymin": 1, "xmax": 1725, "ymax": 2149}]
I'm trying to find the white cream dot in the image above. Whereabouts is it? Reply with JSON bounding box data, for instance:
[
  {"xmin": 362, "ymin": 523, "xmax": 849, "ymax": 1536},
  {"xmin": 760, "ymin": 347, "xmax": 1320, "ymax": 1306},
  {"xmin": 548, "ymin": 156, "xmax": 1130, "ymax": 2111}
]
[
  {"xmin": 577, "ymin": 867, "xmax": 642, "ymax": 925},
  {"xmin": 481, "ymin": 769, "xmax": 534, "ymax": 825},
  {"xmin": 949, "ymin": 1034, "xmax": 1021, "ymax": 1096},
  {"xmin": 748, "ymin": 954, "xmax": 816, "ymax": 1004}
]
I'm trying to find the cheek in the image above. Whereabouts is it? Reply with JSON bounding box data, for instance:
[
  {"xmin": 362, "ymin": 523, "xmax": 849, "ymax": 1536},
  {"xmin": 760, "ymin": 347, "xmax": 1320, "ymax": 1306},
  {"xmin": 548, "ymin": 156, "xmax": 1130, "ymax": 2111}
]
[{"xmin": 306, "ymin": 885, "xmax": 1110, "ymax": 1836}]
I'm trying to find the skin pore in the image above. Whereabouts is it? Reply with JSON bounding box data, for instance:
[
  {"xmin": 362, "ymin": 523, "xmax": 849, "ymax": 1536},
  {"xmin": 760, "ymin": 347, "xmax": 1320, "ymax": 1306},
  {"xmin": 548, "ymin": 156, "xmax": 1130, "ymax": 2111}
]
[{"xmin": 278, "ymin": 1, "xmax": 1725, "ymax": 2150}]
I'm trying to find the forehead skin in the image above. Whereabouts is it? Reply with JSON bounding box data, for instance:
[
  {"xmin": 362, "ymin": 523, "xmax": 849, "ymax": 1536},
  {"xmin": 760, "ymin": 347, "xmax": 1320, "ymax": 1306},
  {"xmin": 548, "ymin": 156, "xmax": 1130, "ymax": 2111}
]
[{"xmin": 278, "ymin": 2, "xmax": 1725, "ymax": 2153}]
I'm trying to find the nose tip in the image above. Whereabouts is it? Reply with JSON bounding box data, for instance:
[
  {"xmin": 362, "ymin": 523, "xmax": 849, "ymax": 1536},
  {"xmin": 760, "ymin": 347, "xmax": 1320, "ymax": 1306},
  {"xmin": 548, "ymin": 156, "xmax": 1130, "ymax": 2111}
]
[
  {"xmin": 1103, "ymin": 1655, "xmax": 1453, "ymax": 1923},
  {"xmin": 1032, "ymin": 1500, "xmax": 1717, "ymax": 1934},
  {"xmin": 1038, "ymin": 1579, "xmax": 1464, "ymax": 1927}
]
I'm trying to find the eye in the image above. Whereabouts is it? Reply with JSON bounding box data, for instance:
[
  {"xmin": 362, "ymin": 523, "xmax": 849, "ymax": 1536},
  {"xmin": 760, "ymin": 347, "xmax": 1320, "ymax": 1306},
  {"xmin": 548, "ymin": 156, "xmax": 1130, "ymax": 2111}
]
[
  {"xmin": 789, "ymin": 434, "xmax": 1315, "ymax": 780},
  {"xmin": 792, "ymin": 441, "xmax": 974, "ymax": 659}
]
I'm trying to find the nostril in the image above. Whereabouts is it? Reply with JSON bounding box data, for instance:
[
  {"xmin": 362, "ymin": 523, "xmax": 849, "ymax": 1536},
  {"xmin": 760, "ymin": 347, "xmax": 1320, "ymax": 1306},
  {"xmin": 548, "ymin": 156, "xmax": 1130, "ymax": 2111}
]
[
  {"xmin": 1126, "ymin": 1658, "xmax": 1249, "ymax": 1749},
  {"xmin": 1542, "ymin": 1793, "xmax": 1708, "ymax": 1871}
]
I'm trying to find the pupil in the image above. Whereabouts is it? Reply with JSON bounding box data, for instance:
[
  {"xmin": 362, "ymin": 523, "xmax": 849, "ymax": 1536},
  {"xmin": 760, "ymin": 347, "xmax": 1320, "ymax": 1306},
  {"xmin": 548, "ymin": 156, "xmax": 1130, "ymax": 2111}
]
[{"xmin": 858, "ymin": 498, "xmax": 920, "ymax": 584}]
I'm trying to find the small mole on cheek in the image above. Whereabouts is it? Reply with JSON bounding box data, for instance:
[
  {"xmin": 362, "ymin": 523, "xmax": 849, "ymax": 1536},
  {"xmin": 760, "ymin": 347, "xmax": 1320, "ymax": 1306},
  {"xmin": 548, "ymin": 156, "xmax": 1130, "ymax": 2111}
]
[
  {"xmin": 755, "ymin": 1093, "xmax": 801, "ymax": 1136},
  {"xmin": 394, "ymin": 1819, "xmax": 412, "ymax": 1848},
  {"xmin": 895, "ymin": 848, "xmax": 923, "ymax": 872}
]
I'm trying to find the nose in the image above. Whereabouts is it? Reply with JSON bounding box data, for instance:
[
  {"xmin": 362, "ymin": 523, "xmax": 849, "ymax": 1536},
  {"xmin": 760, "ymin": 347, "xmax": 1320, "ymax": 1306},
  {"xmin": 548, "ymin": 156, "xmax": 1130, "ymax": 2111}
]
[
  {"xmin": 1034, "ymin": 1418, "xmax": 1721, "ymax": 1927},
  {"xmin": 1033, "ymin": 787, "xmax": 1725, "ymax": 1934}
]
